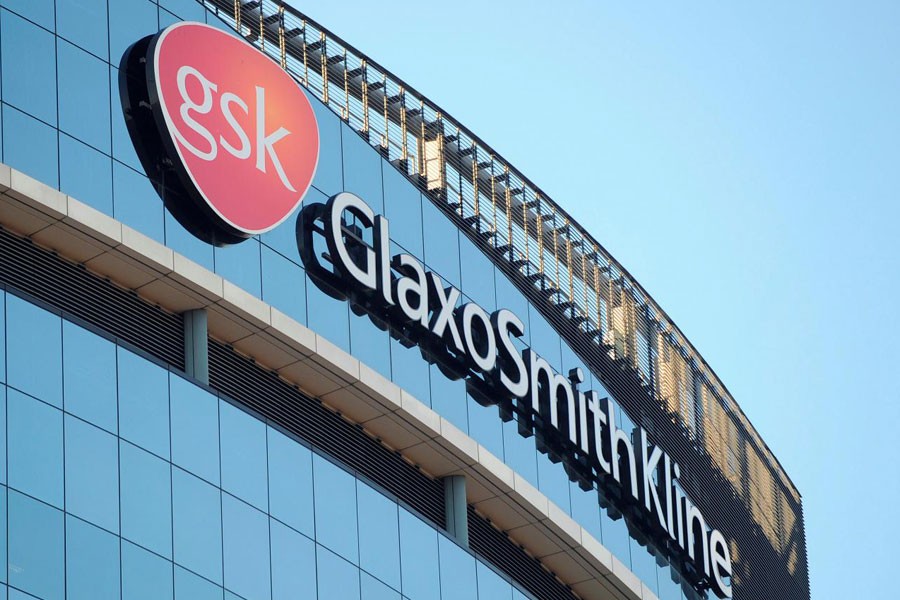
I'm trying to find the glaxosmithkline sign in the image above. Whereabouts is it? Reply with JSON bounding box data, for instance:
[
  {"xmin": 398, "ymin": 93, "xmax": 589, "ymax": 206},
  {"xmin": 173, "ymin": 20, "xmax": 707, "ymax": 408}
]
[
  {"xmin": 120, "ymin": 22, "xmax": 732, "ymax": 599},
  {"xmin": 299, "ymin": 193, "xmax": 733, "ymax": 599},
  {"xmin": 120, "ymin": 22, "xmax": 318, "ymax": 245}
]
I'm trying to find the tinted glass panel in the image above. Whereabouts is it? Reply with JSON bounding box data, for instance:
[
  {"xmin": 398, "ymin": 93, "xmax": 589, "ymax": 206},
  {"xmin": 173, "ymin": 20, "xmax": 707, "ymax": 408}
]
[
  {"xmin": 120, "ymin": 440, "xmax": 172, "ymax": 559},
  {"xmin": 57, "ymin": 38, "xmax": 110, "ymax": 153},
  {"xmin": 220, "ymin": 400, "xmax": 268, "ymax": 511},
  {"xmin": 175, "ymin": 566, "xmax": 223, "ymax": 600},
  {"xmin": 222, "ymin": 494, "xmax": 271, "ymax": 600},
  {"xmin": 118, "ymin": 347, "xmax": 170, "ymax": 459},
  {"xmin": 398, "ymin": 508, "xmax": 440, "ymax": 600},
  {"xmin": 342, "ymin": 123, "xmax": 383, "ymax": 212},
  {"xmin": 382, "ymin": 165, "xmax": 423, "ymax": 257},
  {"xmin": 57, "ymin": 0, "xmax": 108, "ymax": 60},
  {"xmin": 171, "ymin": 374, "xmax": 220, "ymax": 485},
  {"xmin": 439, "ymin": 534, "xmax": 477, "ymax": 600},
  {"xmin": 6, "ymin": 294, "xmax": 62, "ymax": 406},
  {"xmin": 310, "ymin": 97, "xmax": 343, "ymax": 196},
  {"xmin": 261, "ymin": 246, "xmax": 307, "ymax": 324},
  {"xmin": 172, "ymin": 467, "xmax": 223, "ymax": 584},
  {"xmin": 267, "ymin": 426, "xmax": 314, "ymax": 537},
  {"xmin": 7, "ymin": 389, "xmax": 63, "ymax": 507},
  {"xmin": 59, "ymin": 134, "xmax": 114, "ymax": 215},
  {"xmin": 63, "ymin": 320, "xmax": 117, "ymax": 433},
  {"xmin": 313, "ymin": 454, "xmax": 359, "ymax": 563},
  {"xmin": 317, "ymin": 546, "xmax": 361, "ymax": 600},
  {"xmin": 122, "ymin": 540, "xmax": 174, "ymax": 600},
  {"xmin": 0, "ymin": 11, "xmax": 56, "ymax": 125},
  {"xmin": 8, "ymin": 490, "xmax": 64, "ymax": 600},
  {"xmin": 476, "ymin": 562, "xmax": 513, "ymax": 600},
  {"xmin": 215, "ymin": 239, "xmax": 262, "ymax": 299},
  {"xmin": 113, "ymin": 163, "xmax": 165, "ymax": 244},
  {"xmin": 1, "ymin": 0, "xmax": 54, "ymax": 30},
  {"xmin": 357, "ymin": 481, "xmax": 401, "ymax": 589},
  {"xmin": 65, "ymin": 415, "xmax": 119, "ymax": 533},
  {"xmin": 270, "ymin": 519, "xmax": 317, "ymax": 600},
  {"xmin": 66, "ymin": 516, "xmax": 120, "ymax": 600}
]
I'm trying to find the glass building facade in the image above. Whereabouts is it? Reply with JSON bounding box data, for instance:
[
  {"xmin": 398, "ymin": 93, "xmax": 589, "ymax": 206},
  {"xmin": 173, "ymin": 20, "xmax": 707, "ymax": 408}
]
[{"xmin": 0, "ymin": 1, "xmax": 808, "ymax": 599}]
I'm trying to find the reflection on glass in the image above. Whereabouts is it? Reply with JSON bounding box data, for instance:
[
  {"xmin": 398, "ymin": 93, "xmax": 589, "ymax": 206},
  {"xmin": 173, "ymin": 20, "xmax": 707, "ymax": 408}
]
[
  {"xmin": 122, "ymin": 540, "xmax": 174, "ymax": 600},
  {"xmin": 120, "ymin": 440, "xmax": 172, "ymax": 559},
  {"xmin": 313, "ymin": 454, "xmax": 359, "ymax": 563},
  {"xmin": 8, "ymin": 490, "xmax": 64, "ymax": 599},
  {"xmin": 65, "ymin": 415, "xmax": 119, "ymax": 533},
  {"xmin": 270, "ymin": 519, "xmax": 317, "ymax": 600},
  {"xmin": 172, "ymin": 467, "xmax": 223, "ymax": 584},
  {"xmin": 220, "ymin": 400, "xmax": 268, "ymax": 511},
  {"xmin": 8, "ymin": 389, "xmax": 64, "ymax": 507},
  {"xmin": 222, "ymin": 494, "xmax": 271, "ymax": 600},
  {"xmin": 65, "ymin": 516, "xmax": 120, "ymax": 600}
]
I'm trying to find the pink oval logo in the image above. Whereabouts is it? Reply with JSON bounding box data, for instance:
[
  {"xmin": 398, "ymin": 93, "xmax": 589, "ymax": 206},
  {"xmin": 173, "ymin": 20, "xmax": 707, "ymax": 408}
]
[{"xmin": 134, "ymin": 22, "xmax": 319, "ymax": 243}]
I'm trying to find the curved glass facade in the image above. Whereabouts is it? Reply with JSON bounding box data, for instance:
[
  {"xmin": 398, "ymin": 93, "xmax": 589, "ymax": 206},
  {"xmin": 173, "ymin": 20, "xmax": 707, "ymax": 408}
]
[
  {"xmin": 0, "ymin": 1, "xmax": 808, "ymax": 600},
  {"xmin": 0, "ymin": 288, "xmax": 536, "ymax": 600}
]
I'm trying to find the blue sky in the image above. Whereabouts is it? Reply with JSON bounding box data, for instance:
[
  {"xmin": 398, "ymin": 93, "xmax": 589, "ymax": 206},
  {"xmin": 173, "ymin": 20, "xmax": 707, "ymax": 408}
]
[{"xmin": 297, "ymin": 2, "xmax": 900, "ymax": 598}]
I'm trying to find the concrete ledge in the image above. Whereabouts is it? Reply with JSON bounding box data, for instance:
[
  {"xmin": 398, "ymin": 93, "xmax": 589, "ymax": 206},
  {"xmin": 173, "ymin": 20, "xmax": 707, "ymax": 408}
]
[{"xmin": 0, "ymin": 162, "xmax": 651, "ymax": 600}]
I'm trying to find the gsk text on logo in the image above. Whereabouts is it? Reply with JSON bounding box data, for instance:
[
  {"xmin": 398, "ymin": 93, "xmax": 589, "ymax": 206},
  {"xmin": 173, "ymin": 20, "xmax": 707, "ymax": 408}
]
[{"xmin": 120, "ymin": 22, "xmax": 319, "ymax": 245}]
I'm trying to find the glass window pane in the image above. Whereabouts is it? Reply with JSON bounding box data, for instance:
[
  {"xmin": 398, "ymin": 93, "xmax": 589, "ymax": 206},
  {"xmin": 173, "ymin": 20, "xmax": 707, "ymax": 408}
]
[
  {"xmin": 361, "ymin": 572, "xmax": 400, "ymax": 600},
  {"xmin": 118, "ymin": 346, "xmax": 170, "ymax": 459},
  {"xmin": 171, "ymin": 374, "xmax": 220, "ymax": 485},
  {"xmin": 429, "ymin": 364, "xmax": 467, "ymax": 431},
  {"xmin": 270, "ymin": 519, "xmax": 317, "ymax": 600},
  {"xmin": 57, "ymin": 0, "xmax": 108, "ymax": 59},
  {"xmin": 57, "ymin": 39, "xmax": 111, "ymax": 153},
  {"xmin": 222, "ymin": 494, "xmax": 270, "ymax": 600},
  {"xmin": 317, "ymin": 546, "xmax": 361, "ymax": 600},
  {"xmin": 63, "ymin": 320, "xmax": 117, "ymax": 433},
  {"xmin": 350, "ymin": 312, "xmax": 391, "ymax": 380},
  {"xmin": 0, "ymin": 11, "xmax": 56, "ymax": 125},
  {"xmin": 220, "ymin": 400, "xmax": 268, "ymax": 511},
  {"xmin": 3, "ymin": 108, "xmax": 67, "ymax": 185},
  {"xmin": 0, "ymin": 387, "xmax": 6, "ymax": 485},
  {"xmin": 165, "ymin": 209, "xmax": 215, "ymax": 271},
  {"xmin": 8, "ymin": 389, "xmax": 63, "ymax": 507},
  {"xmin": 310, "ymin": 97, "xmax": 343, "ymax": 196},
  {"xmin": 438, "ymin": 535, "xmax": 476, "ymax": 600},
  {"xmin": 261, "ymin": 184, "xmax": 323, "ymax": 259},
  {"xmin": 159, "ymin": 0, "xmax": 206, "ymax": 21},
  {"xmin": 476, "ymin": 562, "xmax": 512, "ymax": 600},
  {"xmin": 502, "ymin": 418, "xmax": 538, "ymax": 487},
  {"xmin": 601, "ymin": 508, "xmax": 632, "ymax": 569},
  {"xmin": 570, "ymin": 484, "xmax": 603, "ymax": 545},
  {"xmin": 0, "ymin": 487, "xmax": 6, "ymax": 585},
  {"xmin": 267, "ymin": 426, "xmax": 314, "ymax": 537},
  {"xmin": 60, "ymin": 134, "xmax": 114, "ymax": 215},
  {"xmin": 113, "ymin": 162, "xmax": 166, "ymax": 244},
  {"xmin": 214, "ymin": 239, "xmax": 262, "ymax": 299},
  {"xmin": 175, "ymin": 566, "xmax": 223, "ymax": 600},
  {"xmin": 357, "ymin": 482, "xmax": 400, "ymax": 589},
  {"xmin": 66, "ymin": 516, "xmax": 120, "ymax": 600},
  {"xmin": 261, "ymin": 246, "xmax": 307, "ymax": 325},
  {"xmin": 313, "ymin": 454, "xmax": 359, "ymax": 563},
  {"xmin": 65, "ymin": 415, "xmax": 119, "ymax": 533},
  {"xmin": 422, "ymin": 200, "xmax": 460, "ymax": 287},
  {"xmin": 467, "ymin": 394, "xmax": 504, "ymax": 460},
  {"xmin": 1, "ymin": 0, "xmax": 54, "ymax": 30},
  {"xmin": 7, "ymin": 294, "xmax": 62, "ymax": 407},
  {"xmin": 0, "ymin": 291, "xmax": 5, "ymax": 383},
  {"xmin": 398, "ymin": 508, "xmax": 440, "ymax": 600},
  {"xmin": 306, "ymin": 277, "xmax": 350, "ymax": 352},
  {"xmin": 110, "ymin": 0, "xmax": 159, "ymax": 62},
  {"xmin": 389, "ymin": 337, "xmax": 430, "ymax": 405},
  {"xmin": 173, "ymin": 467, "xmax": 223, "ymax": 585},
  {"xmin": 537, "ymin": 454, "xmax": 571, "ymax": 515},
  {"xmin": 383, "ymin": 166, "xmax": 423, "ymax": 258},
  {"xmin": 630, "ymin": 539, "xmax": 659, "ymax": 596},
  {"xmin": 8, "ymin": 490, "xmax": 64, "ymax": 599},
  {"xmin": 110, "ymin": 69, "xmax": 143, "ymax": 171},
  {"xmin": 120, "ymin": 440, "xmax": 172, "ymax": 559},
  {"xmin": 459, "ymin": 240, "xmax": 496, "ymax": 311},
  {"xmin": 122, "ymin": 540, "xmax": 174, "ymax": 600},
  {"xmin": 342, "ymin": 124, "xmax": 384, "ymax": 212}
]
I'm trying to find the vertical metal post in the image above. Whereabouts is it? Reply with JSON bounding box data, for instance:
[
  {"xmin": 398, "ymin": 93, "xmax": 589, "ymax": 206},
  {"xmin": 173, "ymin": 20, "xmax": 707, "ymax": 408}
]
[
  {"xmin": 183, "ymin": 309, "xmax": 209, "ymax": 385},
  {"xmin": 443, "ymin": 475, "xmax": 469, "ymax": 548}
]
